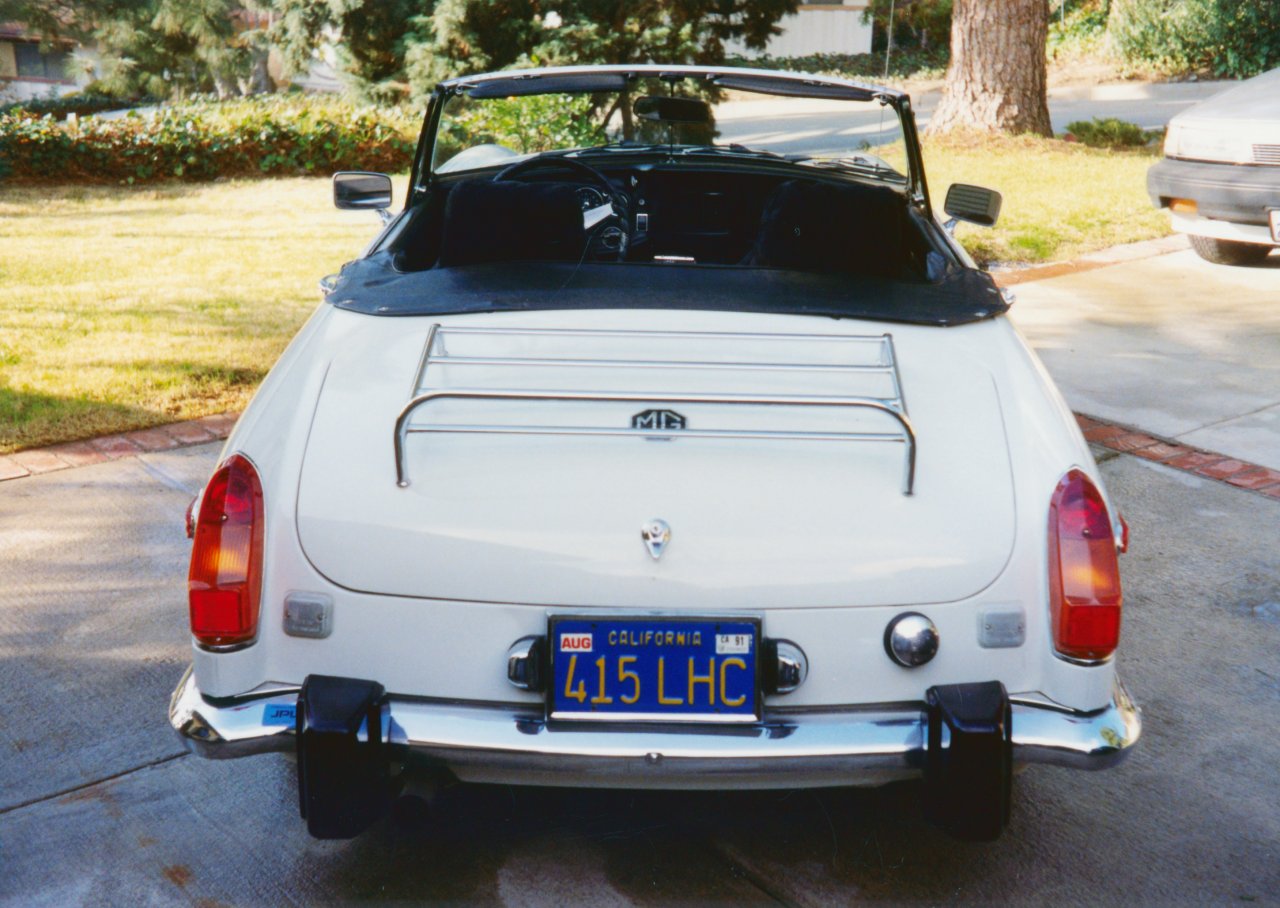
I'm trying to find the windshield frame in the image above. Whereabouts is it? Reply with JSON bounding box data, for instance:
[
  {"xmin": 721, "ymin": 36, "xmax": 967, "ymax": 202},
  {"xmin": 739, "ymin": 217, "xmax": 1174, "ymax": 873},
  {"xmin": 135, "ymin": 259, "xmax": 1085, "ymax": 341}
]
[{"xmin": 408, "ymin": 64, "xmax": 930, "ymax": 213}]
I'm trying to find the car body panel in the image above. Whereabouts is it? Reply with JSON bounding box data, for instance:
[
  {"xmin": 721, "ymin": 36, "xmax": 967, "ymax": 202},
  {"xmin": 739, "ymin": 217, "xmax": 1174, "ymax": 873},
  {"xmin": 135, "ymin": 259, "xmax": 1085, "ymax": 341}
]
[{"xmin": 295, "ymin": 308, "xmax": 1015, "ymax": 608}]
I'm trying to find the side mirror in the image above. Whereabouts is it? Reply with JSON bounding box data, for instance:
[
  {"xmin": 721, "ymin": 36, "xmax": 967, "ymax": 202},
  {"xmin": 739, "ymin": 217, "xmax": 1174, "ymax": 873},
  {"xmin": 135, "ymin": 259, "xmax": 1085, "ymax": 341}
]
[
  {"xmin": 943, "ymin": 183, "xmax": 1002, "ymax": 229},
  {"xmin": 333, "ymin": 171, "xmax": 393, "ymax": 212}
]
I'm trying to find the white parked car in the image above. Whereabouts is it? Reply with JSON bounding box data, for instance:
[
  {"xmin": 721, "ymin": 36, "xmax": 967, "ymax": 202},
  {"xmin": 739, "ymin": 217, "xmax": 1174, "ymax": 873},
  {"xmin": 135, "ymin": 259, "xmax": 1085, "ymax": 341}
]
[
  {"xmin": 169, "ymin": 65, "xmax": 1140, "ymax": 842},
  {"xmin": 1148, "ymin": 66, "xmax": 1280, "ymax": 265}
]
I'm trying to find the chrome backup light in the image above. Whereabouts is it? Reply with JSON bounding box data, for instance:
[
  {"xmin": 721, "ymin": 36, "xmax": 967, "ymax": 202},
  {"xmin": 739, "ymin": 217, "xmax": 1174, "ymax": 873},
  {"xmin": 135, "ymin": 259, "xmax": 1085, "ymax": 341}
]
[
  {"xmin": 772, "ymin": 640, "xmax": 808, "ymax": 694},
  {"xmin": 884, "ymin": 612, "xmax": 939, "ymax": 667},
  {"xmin": 506, "ymin": 636, "xmax": 545, "ymax": 692}
]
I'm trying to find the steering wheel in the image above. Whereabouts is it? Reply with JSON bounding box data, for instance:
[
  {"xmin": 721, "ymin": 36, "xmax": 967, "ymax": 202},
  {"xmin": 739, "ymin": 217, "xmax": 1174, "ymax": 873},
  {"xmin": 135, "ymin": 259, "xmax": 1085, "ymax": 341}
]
[
  {"xmin": 492, "ymin": 156, "xmax": 630, "ymax": 259},
  {"xmin": 488, "ymin": 154, "xmax": 629, "ymax": 257},
  {"xmin": 492, "ymin": 154, "xmax": 619, "ymax": 204}
]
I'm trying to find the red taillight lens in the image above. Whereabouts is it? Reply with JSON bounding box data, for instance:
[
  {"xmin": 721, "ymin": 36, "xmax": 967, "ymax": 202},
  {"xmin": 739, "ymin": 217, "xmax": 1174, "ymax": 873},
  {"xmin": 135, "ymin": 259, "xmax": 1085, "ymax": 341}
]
[
  {"xmin": 1047, "ymin": 469, "xmax": 1122, "ymax": 662},
  {"xmin": 189, "ymin": 454, "xmax": 264, "ymax": 647}
]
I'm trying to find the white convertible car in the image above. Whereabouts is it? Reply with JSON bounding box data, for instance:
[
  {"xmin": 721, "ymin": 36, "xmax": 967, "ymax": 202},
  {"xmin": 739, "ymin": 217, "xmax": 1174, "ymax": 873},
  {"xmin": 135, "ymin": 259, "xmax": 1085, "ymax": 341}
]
[{"xmin": 169, "ymin": 65, "xmax": 1140, "ymax": 842}]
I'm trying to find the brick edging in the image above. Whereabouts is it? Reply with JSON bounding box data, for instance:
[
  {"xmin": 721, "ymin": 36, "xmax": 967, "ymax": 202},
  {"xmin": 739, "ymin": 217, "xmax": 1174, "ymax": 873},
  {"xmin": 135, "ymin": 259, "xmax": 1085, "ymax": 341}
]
[
  {"xmin": 992, "ymin": 234, "xmax": 1190, "ymax": 287},
  {"xmin": 1076, "ymin": 414, "xmax": 1280, "ymax": 499},
  {"xmin": 2, "ymin": 409, "xmax": 1278, "ymax": 500},
  {"xmin": 0, "ymin": 413, "xmax": 240, "ymax": 482}
]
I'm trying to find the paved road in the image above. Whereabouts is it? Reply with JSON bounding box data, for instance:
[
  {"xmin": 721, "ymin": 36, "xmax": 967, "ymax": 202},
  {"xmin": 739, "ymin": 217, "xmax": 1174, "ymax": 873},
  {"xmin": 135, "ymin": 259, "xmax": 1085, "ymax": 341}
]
[
  {"xmin": 1, "ymin": 439, "xmax": 1277, "ymax": 905},
  {"xmin": 716, "ymin": 81, "xmax": 1229, "ymax": 158}
]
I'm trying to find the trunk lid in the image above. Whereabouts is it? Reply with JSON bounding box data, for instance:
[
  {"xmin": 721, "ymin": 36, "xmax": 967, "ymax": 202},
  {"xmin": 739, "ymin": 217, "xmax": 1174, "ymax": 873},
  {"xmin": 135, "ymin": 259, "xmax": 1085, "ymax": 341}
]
[{"xmin": 295, "ymin": 309, "xmax": 1014, "ymax": 608}]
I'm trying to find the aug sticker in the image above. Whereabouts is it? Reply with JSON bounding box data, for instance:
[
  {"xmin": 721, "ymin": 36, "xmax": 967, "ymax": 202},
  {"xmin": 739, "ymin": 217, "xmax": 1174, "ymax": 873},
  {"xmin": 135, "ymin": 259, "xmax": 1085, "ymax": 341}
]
[
  {"xmin": 262, "ymin": 703, "xmax": 297, "ymax": 726},
  {"xmin": 560, "ymin": 633, "xmax": 593, "ymax": 652}
]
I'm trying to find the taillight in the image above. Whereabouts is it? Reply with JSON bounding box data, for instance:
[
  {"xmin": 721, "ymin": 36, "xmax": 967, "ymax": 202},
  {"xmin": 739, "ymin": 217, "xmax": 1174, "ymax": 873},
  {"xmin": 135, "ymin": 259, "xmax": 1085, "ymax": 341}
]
[
  {"xmin": 189, "ymin": 454, "xmax": 264, "ymax": 648},
  {"xmin": 1047, "ymin": 469, "xmax": 1122, "ymax": 662}
]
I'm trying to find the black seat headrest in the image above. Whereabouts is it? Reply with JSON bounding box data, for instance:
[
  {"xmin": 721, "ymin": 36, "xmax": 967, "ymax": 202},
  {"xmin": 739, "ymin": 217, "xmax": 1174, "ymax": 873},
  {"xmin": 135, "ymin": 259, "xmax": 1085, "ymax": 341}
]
[
  {"xmin": 747, "ymin": 179, "xmax": 907, "ymax": 278},
  {"xmin": 437, "ymin": 179, "xmax": 585, "ymax": 268}
]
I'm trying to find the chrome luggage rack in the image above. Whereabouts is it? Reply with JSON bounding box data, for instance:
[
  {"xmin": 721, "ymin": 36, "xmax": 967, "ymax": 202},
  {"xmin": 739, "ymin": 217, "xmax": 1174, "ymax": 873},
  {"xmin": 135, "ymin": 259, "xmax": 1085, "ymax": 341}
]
[{"xmin": 394, "ymin": 324, "xmax": 916, "ymax": 494}]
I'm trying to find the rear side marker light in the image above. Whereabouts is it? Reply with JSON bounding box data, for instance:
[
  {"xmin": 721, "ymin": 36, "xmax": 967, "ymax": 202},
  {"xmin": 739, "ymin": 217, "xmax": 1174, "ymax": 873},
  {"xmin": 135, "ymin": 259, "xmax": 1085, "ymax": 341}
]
[
  {"xmin": 189, "ymin": 454, "xmax": 264, "ymax": 648},
  {"xmin": 1047, "ymin": 469, "xmax": 1122, "ymax": 662}
]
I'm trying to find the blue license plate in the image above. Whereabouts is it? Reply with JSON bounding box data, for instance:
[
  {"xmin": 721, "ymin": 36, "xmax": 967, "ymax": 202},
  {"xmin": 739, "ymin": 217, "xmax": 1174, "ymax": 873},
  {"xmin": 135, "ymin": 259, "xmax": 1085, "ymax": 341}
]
[{"xmin": 549, "ymin": 617, "xmax": 760, "ymax": 722}]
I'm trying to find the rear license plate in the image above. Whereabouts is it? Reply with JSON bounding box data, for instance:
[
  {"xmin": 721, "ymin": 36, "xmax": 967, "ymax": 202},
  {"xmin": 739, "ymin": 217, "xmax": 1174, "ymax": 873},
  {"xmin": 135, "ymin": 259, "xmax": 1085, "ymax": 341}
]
[
  {"xmin": 1269, "ymin": 209, "xmax": 1280, "ymax": 243},
  {"xmin": 549, "ymin": 617, "xmax": 760, "ymax": 722}
]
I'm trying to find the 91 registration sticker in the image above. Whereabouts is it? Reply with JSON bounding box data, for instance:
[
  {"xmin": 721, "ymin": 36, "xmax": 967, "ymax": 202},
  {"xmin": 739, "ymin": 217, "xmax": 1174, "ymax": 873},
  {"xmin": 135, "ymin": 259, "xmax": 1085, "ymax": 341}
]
[
  {"xmin": 716, "ymin": 633, "xmax": 751, "ymax": 654},
  {"xmin": 549, "ymin": 617, "xmax": 760, "ymax": 722}
]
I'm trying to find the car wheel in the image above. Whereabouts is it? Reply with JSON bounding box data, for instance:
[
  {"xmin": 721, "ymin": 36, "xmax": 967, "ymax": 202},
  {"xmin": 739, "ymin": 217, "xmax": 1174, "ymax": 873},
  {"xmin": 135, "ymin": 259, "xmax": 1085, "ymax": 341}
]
[{"xmin": 1189, "ymin": 235, "xmax": 1274, "ymax": 266}]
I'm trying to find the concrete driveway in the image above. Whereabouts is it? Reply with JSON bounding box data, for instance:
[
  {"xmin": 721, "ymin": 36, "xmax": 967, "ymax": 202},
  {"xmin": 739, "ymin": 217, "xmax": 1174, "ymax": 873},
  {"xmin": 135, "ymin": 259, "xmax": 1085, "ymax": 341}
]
[
  {"xmin": 1009, "ymin": 246, "xmax": 1280, "ymax": 471},
  {"xmin": 1, "ymin": 245, "xmax": 1278, "ymax": 905}
]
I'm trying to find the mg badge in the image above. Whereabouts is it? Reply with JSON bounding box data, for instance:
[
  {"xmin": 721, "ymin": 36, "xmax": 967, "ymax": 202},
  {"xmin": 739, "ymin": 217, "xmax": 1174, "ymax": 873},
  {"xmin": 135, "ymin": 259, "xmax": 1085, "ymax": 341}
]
[
  {"xmin": 641, "ymin": 519, "xmax": 671, "ymax": 560},
  {"xmin": 632, "ymin": 409, "xmax": 686, "ymax": 431}
]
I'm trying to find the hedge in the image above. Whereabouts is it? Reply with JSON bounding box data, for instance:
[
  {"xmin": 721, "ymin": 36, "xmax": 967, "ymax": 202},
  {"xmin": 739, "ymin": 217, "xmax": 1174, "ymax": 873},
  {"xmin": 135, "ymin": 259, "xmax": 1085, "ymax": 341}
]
[
  {"xmin": 1109, "ymin": 0, "xmax": 1280, "ymax": 78},
  {"xmin": 0, "ymin": 93, "xmax": 158, "ymax": 120},
  {"xmin": 0, "ymin": 96, "xmax": 418, "ymax": 184},
  {"xmin": 724, "ymin": 48, "xmax": 950, "ymax": 82}
]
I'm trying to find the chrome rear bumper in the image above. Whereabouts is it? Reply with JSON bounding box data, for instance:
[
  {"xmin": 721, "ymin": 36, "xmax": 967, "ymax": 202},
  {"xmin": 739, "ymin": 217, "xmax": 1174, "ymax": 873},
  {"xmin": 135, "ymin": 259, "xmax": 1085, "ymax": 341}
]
[{"xmin": 169, "ymin": 667, "xmax": 1140, "ymax": 789}]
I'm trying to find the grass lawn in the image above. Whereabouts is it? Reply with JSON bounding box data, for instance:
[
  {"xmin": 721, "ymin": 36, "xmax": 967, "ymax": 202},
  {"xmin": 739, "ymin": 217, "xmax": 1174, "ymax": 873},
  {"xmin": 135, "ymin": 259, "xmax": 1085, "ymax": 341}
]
[
  {"xmin": 924, "ymin": 133, "xmax": 1171, "ymax": 265},
  {"xmin": 0, "ymin": 178, "xmax": 392, "ymax": 453},
  {"xmin": 1, "ymin": 142, "xmax": 1170, "ymax": 453}
]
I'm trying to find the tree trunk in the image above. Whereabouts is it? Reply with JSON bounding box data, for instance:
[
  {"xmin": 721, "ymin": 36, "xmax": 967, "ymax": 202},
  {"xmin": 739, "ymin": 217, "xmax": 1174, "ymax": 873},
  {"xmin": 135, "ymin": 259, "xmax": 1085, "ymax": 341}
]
[
  {"xmin": 247, "ymin": 47, "xmax": 277, "ymax": 95},
  {"xmin": 928, "ymin": 0, "xmax": 1052, "ymax": 136}
]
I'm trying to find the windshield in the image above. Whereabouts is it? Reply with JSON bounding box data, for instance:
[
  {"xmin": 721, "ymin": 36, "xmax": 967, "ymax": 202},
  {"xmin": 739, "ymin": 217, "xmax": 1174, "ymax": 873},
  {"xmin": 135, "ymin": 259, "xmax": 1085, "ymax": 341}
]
[{"xmin": 430, "ymin": 73, "xmax": 911, "ymax": 185}]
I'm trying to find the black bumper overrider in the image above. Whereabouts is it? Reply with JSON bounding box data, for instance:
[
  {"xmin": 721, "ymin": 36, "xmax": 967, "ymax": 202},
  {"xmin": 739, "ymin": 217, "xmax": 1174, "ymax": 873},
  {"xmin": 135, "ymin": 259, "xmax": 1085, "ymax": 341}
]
[
  {"xmin": 925, "ymin": 681, "xmax": 1012, "ymax": 841},
  {"xmin": 296, "ymin": 675, "xmax": 392, "ymax": 839},
  {"xmin": 1147, "ymin": 157, "xmax": 1280, "ymax": 224}
]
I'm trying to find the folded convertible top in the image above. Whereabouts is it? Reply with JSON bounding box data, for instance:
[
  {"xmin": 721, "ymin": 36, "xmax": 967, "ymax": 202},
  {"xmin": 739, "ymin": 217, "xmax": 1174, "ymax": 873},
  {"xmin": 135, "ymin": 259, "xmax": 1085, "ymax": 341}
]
[{"xmin": 326, "ymin": 254, "xmax": 1008, "ymax": 328}]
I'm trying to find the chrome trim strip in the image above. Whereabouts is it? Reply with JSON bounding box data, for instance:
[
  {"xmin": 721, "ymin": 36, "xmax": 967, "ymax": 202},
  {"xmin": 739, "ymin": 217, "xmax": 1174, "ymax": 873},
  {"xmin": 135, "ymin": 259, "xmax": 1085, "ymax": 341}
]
[{"xmin": 170, "ymin": 670, "xmax": 1141, "ymax": 783}]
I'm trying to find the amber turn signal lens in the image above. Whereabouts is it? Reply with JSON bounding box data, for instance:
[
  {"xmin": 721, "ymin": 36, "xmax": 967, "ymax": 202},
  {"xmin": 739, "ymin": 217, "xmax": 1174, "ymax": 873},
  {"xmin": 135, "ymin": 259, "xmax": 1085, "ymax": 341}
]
[{"xmin": 1169, "ymin": 198, "xmax": 1198, "ymax": 215}]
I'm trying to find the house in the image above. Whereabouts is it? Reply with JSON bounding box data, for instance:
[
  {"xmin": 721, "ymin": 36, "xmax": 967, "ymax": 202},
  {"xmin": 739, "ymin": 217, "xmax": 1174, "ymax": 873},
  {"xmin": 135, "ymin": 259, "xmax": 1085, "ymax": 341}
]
[
  {"xmin": 0, "ymin": 24, "xmax": 94, "ymax": 101},
  {"xmin": 726, "ymin": 1, "xmax": 873, "ymax": 59}
]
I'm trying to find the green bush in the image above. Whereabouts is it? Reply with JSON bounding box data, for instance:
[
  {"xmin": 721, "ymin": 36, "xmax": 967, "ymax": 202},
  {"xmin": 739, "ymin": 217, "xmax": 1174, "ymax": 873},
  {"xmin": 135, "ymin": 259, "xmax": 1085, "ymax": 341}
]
[
  {"xmin": 436, "ymin": 93, "xmax": 604, "ymax": 162},
  {"xmin": 861, "ymin": 0, "xmax": 953, "ymax": 55},
  {"xmin": 0, "ymin": 95, "xmax": 418, "ymax": 184},
  {"xmin": 1047, "ymin": 2, "xmax": 1109, "ymax": 60},
  {"xmin": 1109, "ymin": 0, "xmax": 1280, "ymax": 78},
  {"xmin": 1065, "ymin": 117, "xmax": 1159, "ymax": 148}
]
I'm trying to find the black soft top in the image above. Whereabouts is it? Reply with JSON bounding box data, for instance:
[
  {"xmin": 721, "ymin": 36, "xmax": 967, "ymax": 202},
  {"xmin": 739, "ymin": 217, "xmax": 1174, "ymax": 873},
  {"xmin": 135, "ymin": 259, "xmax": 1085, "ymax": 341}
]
[{"xmin": 326, "ymin": 254, "xmax": 1008, "ymax": 327}]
